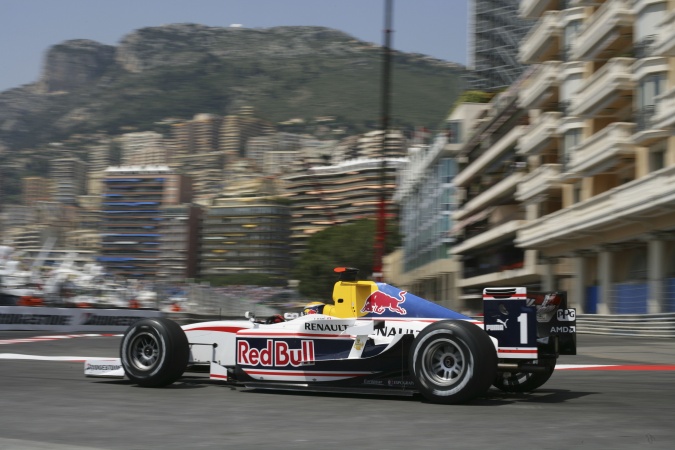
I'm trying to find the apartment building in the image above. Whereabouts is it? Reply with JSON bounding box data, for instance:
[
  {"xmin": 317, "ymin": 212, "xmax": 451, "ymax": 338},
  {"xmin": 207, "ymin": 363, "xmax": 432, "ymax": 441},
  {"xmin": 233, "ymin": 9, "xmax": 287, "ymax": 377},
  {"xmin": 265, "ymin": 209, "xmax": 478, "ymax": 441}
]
[
  {"xmin": 98, "ymin": 166, "xmax": 192, "ymax": 279},
  {"xmin": 284, "ymin": 157, "xmax": 406, "ymax": 260},
  {"xmin": 449, "ymin": 87, "xmax": 532, "ymax": 311},
  {"xmin": 22, "ymin": 176, "xmax": 51, "ymax": 205},
  {"xmin": 157, "ymin": 204, "xmax": 202, "ymax": 282},
  {"xmin": 200, "ymin": 198, "xmax": 291, "ymax": 281},
  {"xmin": 50, "ymin": 157, "xmax": 87, "ymax": 205},
  {"xmin": 390, "ymin": 103, "xmax": 490, "ymax": 309},
  {"xmin": 220, "ymin": 109, "xmax": 274, "ymax": 161},
  {"xmin": 392, "ymin": 0, "xmax": 674, "ymax": 315},
  {"xmin": 119, "ymin": 131, "xmax": 168, "ymax": 166},
  {"xmin": 515, "ymin": 0, "xmax": 675, "ymax": 314}
]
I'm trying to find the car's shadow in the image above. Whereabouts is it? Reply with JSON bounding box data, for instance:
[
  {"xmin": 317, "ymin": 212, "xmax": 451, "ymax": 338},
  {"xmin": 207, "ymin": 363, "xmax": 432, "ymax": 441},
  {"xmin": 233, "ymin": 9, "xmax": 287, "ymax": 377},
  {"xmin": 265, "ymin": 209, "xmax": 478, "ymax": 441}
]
[{"xmin": 92, "ymin": 376, "xmax": 595, "ymax": 404}]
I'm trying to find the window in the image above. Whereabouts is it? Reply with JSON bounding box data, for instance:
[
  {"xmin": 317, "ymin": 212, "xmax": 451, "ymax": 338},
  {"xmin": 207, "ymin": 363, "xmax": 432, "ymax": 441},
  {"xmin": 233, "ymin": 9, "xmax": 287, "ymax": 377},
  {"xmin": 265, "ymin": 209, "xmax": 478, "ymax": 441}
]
[
  {"xmin": 446, "ymin": 121, "xmax": 462, "ymax": 144},
  {"xmin": 573, "ymin": 181, "xmax": 582, "ymax": 204},
  {"xmin": 637, "ymin": 73, "xmax": 666, "ymax": 109},
  {"xmin": 649, "ymin": 144, "xmax": 666, "ymax": 172},
  {"xmin": 563, "ymin": 128, "xmax": 582, "ymax": 168}
]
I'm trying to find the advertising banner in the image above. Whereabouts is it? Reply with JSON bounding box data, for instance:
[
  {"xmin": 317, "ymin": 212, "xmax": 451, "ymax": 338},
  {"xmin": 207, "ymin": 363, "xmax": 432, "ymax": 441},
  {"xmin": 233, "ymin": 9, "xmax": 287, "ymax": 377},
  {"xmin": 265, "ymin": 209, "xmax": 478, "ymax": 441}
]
[{"xmin": 0, "ymin": 306, "xmax": 162, "ymax": 331}]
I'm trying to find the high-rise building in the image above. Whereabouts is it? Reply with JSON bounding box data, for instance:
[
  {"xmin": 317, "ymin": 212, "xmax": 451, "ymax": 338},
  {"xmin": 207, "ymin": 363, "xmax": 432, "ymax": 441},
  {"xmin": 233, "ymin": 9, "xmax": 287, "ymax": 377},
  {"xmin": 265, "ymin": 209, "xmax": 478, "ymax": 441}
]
[
  {"xmin": 87, "ymin": 137, "xmax": 116, "ymax": 173},
  {"xmin": 119, "ymin": 131, "xmax": 168, "ymax": 166},
  {"xmin": 98, "ymin": 166, "xmax": 192, "ymax": 279},
  {"xmin": 468, "ymin": 0, "xmax": 533, "ymax": 91},
  {"xmin": 50, "ymin": 157, "xmax": 87, "ymax": 205},
  {"xmin": 157, "ymin": 204, "xmax": 202, "ymax": 282},
  {"xmin": 200, "ymin": 198, "xmax": 291, "ymax": 281},
  {"xmin": 22, "ymin": 177, "xmax": 51, "ymax": 206},
  {"xmin": 220, "ymin": 109, "xmax": 274, "ymax": 161},
  {"xmin": 284, "ymin": 157, "xmax": 406, "ymax": 260}
]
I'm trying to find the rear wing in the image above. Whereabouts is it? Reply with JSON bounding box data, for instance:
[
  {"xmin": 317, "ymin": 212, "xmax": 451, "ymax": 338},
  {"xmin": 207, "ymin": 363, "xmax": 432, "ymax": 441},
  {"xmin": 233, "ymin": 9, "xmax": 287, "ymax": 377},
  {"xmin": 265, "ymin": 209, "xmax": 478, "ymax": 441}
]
[{"xmin": 483, "ymin": 287, "xmax": 576, "ymax": 360}]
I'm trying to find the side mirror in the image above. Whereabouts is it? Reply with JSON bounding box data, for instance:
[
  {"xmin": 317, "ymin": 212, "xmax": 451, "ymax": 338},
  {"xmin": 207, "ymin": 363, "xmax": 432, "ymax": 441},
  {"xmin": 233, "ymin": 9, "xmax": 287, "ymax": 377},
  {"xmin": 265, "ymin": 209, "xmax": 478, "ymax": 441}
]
[
  {"xmin": 244, "ymin": 311, "xmax": 256, "ymax": 321},
  {"xmin": 284, "ymin": 312, "xmax": 299, "ymax": 320}
]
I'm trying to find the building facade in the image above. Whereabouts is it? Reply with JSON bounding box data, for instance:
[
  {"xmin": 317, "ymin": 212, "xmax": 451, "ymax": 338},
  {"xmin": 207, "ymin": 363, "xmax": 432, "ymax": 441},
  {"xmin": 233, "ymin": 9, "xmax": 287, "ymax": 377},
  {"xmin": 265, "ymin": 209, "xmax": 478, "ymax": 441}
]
[
  {"xmin": 199, "ymin": 199, "xmax": 291, "ymax": 281},
  {"xmin": 50, "ymin": 157, "xmax": 87, "ymax": 205},
  {"xmin": 284, "ymin": 157, "xmax": 406, "ymax": 260},
  {"xmin": 515, "ymin": 0, "xmax": 675, "ymax": 314},
  {"xmin": 98, "ymin": 166, "xmax": 192, "ymax": 279},
  {"xmin": 391, "ymin": 103, "xmax": 490, "ymax": 308}
]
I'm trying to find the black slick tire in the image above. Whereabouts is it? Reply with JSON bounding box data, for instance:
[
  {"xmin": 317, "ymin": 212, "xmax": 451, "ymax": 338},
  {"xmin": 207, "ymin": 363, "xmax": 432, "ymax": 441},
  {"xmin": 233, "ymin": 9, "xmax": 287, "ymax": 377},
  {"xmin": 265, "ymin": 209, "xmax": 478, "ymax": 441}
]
[
  {"xmin": 120, "ymin": 317, "xmax": 189, "ymax": 387},
  {"xmin": 409, "ymin": 320, "xmax": 497, "ymax": 404}
]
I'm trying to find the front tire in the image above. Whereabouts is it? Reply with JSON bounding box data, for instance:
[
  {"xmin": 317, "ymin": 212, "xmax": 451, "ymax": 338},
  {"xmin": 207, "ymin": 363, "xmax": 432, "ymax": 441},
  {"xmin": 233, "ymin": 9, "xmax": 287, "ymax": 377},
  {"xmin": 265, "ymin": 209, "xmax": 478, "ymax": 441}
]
[
  {"xmin": 409, "ymin": 320, "xmax": 497, "ymax": 404},
  {"xmin": 493, "ymin": 359, "xmax": 556, "ymax": 393},
  {"xmin": 120, "ymin": 318, "xmax": 189, "ymax": 387}
]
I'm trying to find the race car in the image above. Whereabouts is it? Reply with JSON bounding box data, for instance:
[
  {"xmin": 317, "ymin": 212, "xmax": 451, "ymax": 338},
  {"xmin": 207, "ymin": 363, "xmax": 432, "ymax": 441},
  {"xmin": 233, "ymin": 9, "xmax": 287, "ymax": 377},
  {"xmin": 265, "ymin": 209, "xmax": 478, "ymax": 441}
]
[{"xmin": 85, "ymin": 267, "xmax": 576, "ymax": 404}]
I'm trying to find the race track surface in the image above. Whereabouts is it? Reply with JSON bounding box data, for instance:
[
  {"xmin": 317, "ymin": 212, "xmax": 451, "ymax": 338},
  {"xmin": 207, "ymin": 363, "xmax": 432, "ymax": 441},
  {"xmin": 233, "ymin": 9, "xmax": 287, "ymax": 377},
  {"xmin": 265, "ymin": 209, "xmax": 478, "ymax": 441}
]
[{"xmin": 1, "ymin": 332, "xmax": 674, "ymax": 449}]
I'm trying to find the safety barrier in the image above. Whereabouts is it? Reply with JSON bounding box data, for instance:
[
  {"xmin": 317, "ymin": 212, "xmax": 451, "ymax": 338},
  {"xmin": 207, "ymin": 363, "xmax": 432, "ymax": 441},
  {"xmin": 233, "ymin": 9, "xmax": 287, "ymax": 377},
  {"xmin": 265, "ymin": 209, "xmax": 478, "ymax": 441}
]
[{"xmin": 576, "ymin": 313, "xmax": 675, "ymax": 338}]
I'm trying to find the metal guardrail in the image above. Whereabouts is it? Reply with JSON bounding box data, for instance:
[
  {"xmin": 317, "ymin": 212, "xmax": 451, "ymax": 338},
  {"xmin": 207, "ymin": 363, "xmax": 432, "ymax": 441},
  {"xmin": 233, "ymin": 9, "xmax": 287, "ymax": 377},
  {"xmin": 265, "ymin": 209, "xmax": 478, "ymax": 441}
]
[{"xmin": 576, "ymin": 313, "xmax": 675, "ymax": 338}]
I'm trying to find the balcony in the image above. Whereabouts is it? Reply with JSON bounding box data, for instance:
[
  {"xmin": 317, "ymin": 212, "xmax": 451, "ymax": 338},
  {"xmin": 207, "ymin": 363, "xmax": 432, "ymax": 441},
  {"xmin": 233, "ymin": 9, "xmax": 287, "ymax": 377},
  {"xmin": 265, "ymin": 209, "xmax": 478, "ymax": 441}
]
[
  {"xmin": 453, "ymin": 125, "xmax": 525, "ymax": 187},
  {"xmin": 651, "ymin": 88, "xmax": 675, "ymax": 130},
  {"xmin": 519, "ymin": 11, "xmax": 562, "ymax": 64},
  {"xmin": 516, "ymin": 164, "xmax": 563, "ymax": 202},
  {"xmin": 452, "ymin": 220, "xmax": 524, "ymax": 255},
  {"xmin": 520, "ymin": 0, "xmax": 561, "ymax": 19},
  {"xmin": 518, "ymin": 112, "xmax": 562, "ymax": 157},
  {"xmin": 567, "ymin": 122, "xmax": 635, "ymax": 176},
  {"xmin": 455, "ymin": 171, "xmax": 526, "ymax": 221},
  {"xmin": 518, "ymin": 61, "xmax": 561, "ymax": 109},
  {"xmin": 517, "ymin": 165, "xmax": 675, "ymax": 250},
  {"xmin": 633, "ymin": 105, "xmax": 670, "ymax": 146},
  {"xmin": 652, "ymin": 8, "xmax": 675, "ymax": 56},
  {"xmin": 570, "ymin": 0, "xmax": 633, "ymax": 61},
  {"xmin": 569, "ymin": 57, "xmax": 634, "ymax": 117}
]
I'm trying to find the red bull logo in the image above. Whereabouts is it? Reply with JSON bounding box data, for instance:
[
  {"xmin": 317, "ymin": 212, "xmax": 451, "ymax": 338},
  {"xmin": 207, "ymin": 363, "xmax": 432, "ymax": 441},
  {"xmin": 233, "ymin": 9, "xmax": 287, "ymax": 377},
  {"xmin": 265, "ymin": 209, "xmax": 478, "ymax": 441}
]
[{"xmin": 361, "ymin": 290, "xmax": 407, "ymax": 315}]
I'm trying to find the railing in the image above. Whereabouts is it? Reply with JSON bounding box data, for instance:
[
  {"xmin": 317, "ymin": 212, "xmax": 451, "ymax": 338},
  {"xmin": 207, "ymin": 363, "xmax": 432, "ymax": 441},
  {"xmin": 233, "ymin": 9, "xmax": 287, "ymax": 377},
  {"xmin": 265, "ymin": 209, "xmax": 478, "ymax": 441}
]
[
  {"xmin": 518, "ymin": 111, "xmax": 562, "ymax": 156},
  {"xmin": 634, "ymin": 105, "xmax": 656, "ymax": 132},
  {"xmin": 567, "ymin": 122, "xmax": 635, "ymax": 174},
  {"xmin": 651, "ymin": 88, "xmax": 675, "ymax": 130},
  {"xmin": 570, "ymin": 0, "xmax": 633, "ymax": 60},
  {"xmin": 577, "ymin": 313, "xmax": 675, "ymax": 338},
  {"xmin": 517, "ymin": 165, "xmax": 675, "ymax": 248},
  {"xmin": 569, "ymin": 57, "xmax": 635, "ymax": 116},
  {"xmin": 520, "ymin": 11, "xmax": 561, "ymax": 64},
  {"xmin": 516, "ymin": 164, "xmax": 563, "ymax": 202}
]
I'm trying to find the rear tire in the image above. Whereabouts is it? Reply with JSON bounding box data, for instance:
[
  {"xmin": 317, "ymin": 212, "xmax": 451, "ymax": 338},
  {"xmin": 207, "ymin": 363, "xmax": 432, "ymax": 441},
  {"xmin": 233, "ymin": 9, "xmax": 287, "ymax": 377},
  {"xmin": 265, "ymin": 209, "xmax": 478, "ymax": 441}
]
[
  {"xmin": 120, "ymin": 318, "xmax": 189, "ymax": 387},
  {"xmin": 409, "ymin": 320, "xmax": 497, "ymax": 404},
  {"xmin": 493, "ymin": 359, "xmax": 556, "ymax": 393}
]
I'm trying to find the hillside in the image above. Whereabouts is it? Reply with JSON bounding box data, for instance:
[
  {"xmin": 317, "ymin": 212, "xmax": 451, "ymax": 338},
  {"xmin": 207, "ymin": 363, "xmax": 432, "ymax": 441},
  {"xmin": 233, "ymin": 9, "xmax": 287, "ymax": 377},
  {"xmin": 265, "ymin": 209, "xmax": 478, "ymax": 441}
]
[{"xmin": 0, "ymin": 24, "xmax": 466, "ymax": 153}]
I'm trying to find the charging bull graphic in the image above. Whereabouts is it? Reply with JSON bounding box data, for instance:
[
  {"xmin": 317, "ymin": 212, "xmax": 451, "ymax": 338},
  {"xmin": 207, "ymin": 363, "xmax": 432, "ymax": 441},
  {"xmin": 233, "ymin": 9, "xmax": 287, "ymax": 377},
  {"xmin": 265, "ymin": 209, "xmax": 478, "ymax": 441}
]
[{"xmin": 362, "ymin": 290, "xmax": 407, "ymax": 315}]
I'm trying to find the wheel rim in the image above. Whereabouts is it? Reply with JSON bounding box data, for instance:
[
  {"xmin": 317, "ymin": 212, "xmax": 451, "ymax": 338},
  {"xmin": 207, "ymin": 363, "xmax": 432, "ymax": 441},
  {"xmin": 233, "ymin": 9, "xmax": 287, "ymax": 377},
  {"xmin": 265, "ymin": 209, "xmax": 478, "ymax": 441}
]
[
  {"xmin": 420, "ymin": 338, "xmax": 467, "ymax": 386},
  {"xmin": 127, "ymin": 331, "xmax": 160, "ymax": 371}
]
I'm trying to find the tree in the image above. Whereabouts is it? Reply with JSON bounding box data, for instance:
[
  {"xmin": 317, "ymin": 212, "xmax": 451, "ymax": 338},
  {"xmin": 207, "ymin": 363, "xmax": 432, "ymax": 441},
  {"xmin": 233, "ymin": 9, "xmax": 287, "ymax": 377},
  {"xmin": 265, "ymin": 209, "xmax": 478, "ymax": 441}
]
[{"xmin": 293, "ymin": 219, "xmax": 400, "ymax": 299}]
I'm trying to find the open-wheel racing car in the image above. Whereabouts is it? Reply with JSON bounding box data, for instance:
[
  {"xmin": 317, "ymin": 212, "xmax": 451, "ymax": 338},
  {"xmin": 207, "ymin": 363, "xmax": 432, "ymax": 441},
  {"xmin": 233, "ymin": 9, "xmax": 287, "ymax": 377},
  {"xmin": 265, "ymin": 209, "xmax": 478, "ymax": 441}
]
[{"xmin": 85, "ymin": 267, "xmax": 577, "ymax": 404}]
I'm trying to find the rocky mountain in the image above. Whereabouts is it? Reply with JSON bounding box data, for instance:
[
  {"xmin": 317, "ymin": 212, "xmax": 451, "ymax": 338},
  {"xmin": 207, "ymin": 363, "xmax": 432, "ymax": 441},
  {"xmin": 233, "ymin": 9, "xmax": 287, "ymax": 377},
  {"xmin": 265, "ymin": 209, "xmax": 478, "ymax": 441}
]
[{"xmin": 0, "ymin": 24, "xmax": 466, "ymax": 153}]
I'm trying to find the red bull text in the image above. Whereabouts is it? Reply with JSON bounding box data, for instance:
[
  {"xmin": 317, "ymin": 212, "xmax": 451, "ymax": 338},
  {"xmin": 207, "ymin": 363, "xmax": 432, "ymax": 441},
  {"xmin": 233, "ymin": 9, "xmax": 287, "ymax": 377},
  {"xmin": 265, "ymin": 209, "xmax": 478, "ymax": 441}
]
[{"xmin": 237, "ymin": 339, "xmax": 315, "ymax": 367}]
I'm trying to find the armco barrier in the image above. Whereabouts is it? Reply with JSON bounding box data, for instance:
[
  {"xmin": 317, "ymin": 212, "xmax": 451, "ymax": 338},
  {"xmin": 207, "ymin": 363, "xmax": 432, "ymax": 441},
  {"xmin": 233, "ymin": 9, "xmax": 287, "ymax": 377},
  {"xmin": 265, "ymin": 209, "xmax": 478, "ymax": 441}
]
[
  {"xmin": 0, "ymin": 306, "xmax": 162, "ymax": 332},
  {"xmin": 4, "ymin": 306, "xmax": 674, "ymax": 338},
  {"xmin": 576, "ymin": 313, "xmax": 675, "ymax": 338}
]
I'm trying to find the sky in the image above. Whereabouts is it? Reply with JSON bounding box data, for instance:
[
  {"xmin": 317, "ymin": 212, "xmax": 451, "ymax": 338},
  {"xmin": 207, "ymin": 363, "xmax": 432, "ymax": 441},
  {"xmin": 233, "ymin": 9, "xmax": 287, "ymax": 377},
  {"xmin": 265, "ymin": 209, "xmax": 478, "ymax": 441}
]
[{"xmin": 0, "ymin": 0, "xmax": 469, "ymax": 92}]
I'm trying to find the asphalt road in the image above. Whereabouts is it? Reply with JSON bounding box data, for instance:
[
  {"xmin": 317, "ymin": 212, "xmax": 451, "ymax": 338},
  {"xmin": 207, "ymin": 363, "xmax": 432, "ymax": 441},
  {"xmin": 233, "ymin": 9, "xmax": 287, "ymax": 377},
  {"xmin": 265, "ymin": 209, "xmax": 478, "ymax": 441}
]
[{"xmin": 1, "ymin": 331, "xmax": 674, "ymax": 450}]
